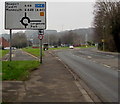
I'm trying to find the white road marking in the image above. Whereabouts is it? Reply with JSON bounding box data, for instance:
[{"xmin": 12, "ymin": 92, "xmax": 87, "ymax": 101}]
[
  {"xmin": 8, "ymin": 90, "xmax": 17, "ymax": 92},
  {"xmin": 92, "ymin": 60, "xmax": 96, "ymax": 63},
  {"xmin": 88, "ymin": 56, "xmax": 92, "ymax": 58},
  {"xmin": 58, "ymin": 59, "xmax": 61, "ymax": 61},
  {"xmin": 106, "ymin": 55, "xmax": 114, "ymax": 57},
  {"xmin": 55, "ymin": 57, "xmax": 59, "ymax": 59},
  {"xmin": 104, "ymin": 64, "xmax": 111, "ymax": 68},
  {"xmin": 12, "ymin": 54, "xmax": 15, "ymax": 57},
  {"xmin": 72, "ymin": 54, "xmax": 75, "ymax": 56}
]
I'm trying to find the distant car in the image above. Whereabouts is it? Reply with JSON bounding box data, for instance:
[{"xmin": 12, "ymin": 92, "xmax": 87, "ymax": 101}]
[
  {"xmin": 4, "ymin": 47, "xmax": 10, "ymax": 50},
  {"xmin": 43, "ymin": 43, "xmax": 48, "ymax": 51},
  {"xmin": 69, "ymin": 45, "xmax": 74, "ymax": 49},
  {"xmin": 12, "ymin": 47, "xmax": 16, "ymax": 50},
  {"xmin": 54, "ymin": 45, "xmax": 58, "ymax": 48},
  {"xmin": 4, "ymin": 47, "xmax": 16, "ymax": 50}
]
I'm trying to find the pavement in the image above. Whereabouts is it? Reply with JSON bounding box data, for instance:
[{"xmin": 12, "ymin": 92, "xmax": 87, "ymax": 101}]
[{"xmin": 2, "ymin": 50, "xmax": 96, "ymax": 102}]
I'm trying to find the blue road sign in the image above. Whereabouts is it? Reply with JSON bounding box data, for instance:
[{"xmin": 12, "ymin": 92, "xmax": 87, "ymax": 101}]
[{"xmin": 35, "ymin": 4, "xmax": 44, "ymax": 8}]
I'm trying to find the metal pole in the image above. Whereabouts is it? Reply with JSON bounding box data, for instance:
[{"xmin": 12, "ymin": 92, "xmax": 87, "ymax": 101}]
[
  {"xmin": 103, "ymin": 26, "xmax": 105, "ymax": 51},
  {"xmin": 103, "ymin": 41, "xmax": 105, "ymax": 51},
  {"xmin": 10, "ymin": 29, "xmax": 12, "ymax": 61},
  {"xmin": 40, "ymin": 39, "xmax": 42, "ymax": 63}
]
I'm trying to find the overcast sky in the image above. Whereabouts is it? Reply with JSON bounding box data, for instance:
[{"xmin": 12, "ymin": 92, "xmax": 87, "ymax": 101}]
[{"xmin": 0, "ymin": 0, "xmax": 95, "ymax": 34}]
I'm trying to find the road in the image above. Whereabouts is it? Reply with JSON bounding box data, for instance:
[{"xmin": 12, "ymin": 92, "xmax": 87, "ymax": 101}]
[
  {"xmin": 73, "ymin": 48, "xmax": 118, "ymax": 69},
  {"xmin": 56, "ymin": 48, "xmax": 118, "ymax": 102}
]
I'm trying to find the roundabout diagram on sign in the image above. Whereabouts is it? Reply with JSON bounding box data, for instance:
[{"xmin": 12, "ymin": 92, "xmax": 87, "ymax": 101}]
[
  {"xmin": 20, "ymin": 12, "xmax": 41, "ymax": 28},
  {"xmin": 20, "ymin": 12, "xmax": 30, "ymax": 28}
]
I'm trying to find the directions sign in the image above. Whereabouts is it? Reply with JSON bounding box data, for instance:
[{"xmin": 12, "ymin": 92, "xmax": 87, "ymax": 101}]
[{"xmin": 5, "ymin": 2, "xmax": 46, "ymax": 30}]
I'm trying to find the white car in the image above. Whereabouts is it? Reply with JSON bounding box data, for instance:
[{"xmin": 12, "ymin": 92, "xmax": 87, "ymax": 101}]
[
  {"xmin": 69, "ymin": 45, "xmax": 74, "ymax": 49},
  {"xmin": 12, "ymin": 47, "xmax": 17, "ymax": 50},
  {"xmin": 4, "ymin": 47, "xmax": 16, "ymax": 50},
  {"xmin": 4, "ymin": 47, "xmax": 10, "ymax": 50}
]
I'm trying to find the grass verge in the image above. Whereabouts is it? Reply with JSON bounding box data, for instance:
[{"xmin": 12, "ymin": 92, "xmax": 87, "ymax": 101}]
[
  {"xmin": 0, "ymin": 50, "xmax": 9, "ymax": 58},
  {"xmin": 2, "ymin": 61, "xmax": 40, "ymax": 81},
  {"xmin": 76, "ymin": 46, "xmax": 96, "ymax": 48},
  {"xmin": 50, "ymin": 46, "xmax": 95, "ymax": 50},
  {"xmin": 49, "ymin": 47, "xmax": 69, "ymax": 50},
  {"xmin": 23, "ymin": 48, "xmax": 44, "ymax": 57},
  {"xmin": 0, "ymin": 62, "xmax": 1, "ymax": 81}
]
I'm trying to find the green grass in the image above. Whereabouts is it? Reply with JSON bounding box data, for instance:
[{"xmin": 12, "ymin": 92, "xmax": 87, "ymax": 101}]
[
  {"xmin": 49, "ymin": 47, "xmax": 69, "ymax": 50},
  {"xmin": 50, "ymin": 46, "xmax": 95, "ymax": 50},
  {"xmin": 0, "ymin": 50, "xmax": 9, "ymax": 58},
  {"xmin": 78, "ymin": 46, "xmax": 96, "ymax": 48},
  {"xmin": 23, "ymin": 48, "xmax": 44, "ymax": 57},
  {"xmin": 0, "ymin": 61, "xmax": 1, "ymax": 81},
  {"xmin": 22, "ymin": 46, "xmax": 95, "ymax": 56},
  {"xmin": 2, "ymin": 61, "xmax": 40, "ymax": 81}
]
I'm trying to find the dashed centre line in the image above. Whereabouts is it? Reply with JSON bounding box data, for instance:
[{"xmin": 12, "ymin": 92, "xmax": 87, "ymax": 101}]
[
  {"xmin": 87, "ymin": 56, "xmax": 92, "ymax": 58},
  {"xmin": 104, "ymin": 64, "xmax": 111, "ymax": 68}
]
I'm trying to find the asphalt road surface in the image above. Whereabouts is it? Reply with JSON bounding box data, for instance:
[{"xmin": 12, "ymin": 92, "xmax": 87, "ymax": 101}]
[{"xmin": 56, "ymin": 48, "xmax": 118, "ymax": 102}]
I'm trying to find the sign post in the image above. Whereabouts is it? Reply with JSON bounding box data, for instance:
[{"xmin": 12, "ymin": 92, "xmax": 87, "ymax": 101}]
[
  {"xmin": 38, "ymin": 30, "xmax": 44, "ymax": 63},
  {"xmin": 40, "ymin": 39, "xmax": 42, "ymax": 63},
  {"xmin": 9, "ymin": 29, "xmax": 12, "ymax": 61}
]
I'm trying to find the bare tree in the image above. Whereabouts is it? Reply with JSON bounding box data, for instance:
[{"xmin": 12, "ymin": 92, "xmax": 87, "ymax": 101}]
[
  {"xmin": 12, "ymin": 32, "xmax": 27, "ymax": 48},
  {"xmin": 93, "ymin": 0, "xmax": 120, "ymax": 52}
]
